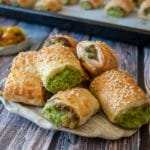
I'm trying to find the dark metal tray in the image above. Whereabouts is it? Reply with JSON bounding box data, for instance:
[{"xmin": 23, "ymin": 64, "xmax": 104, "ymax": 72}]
[{"xmin": 0, "ymin": 4, "xmax": 150, "ymax": 45}]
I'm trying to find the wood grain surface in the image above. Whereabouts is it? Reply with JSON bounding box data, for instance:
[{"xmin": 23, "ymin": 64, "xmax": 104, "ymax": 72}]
[{"xmin": 0, "ymin": 17, "xmax": 150, "ymax": 150}]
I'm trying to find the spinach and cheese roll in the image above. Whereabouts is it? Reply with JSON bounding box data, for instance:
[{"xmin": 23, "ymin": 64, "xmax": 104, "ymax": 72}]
[
  {"xmin": 60, "ymin": 0, "xmax": 78, "ymax": 5},
  {"xmin": 138, "ymin": 0, "xmax": 150, "ymax": 20},
  {"xmin": 80, "ymin": 0, "xmax": 103, "ymax": 10},
  {"xmin": 105, "ymin": 0, "xmax": 135, "ymax": 17},
  {"xmin": 3, "ymin": 52, "xmax": 46, "ymax": 106},
  {"xmin": 76, "ymin": 41, "xmax": 118, "ymax": 77},
  {"xmin": 35, "ymin": 0, "xmax": 62, "ymax": 12},
  {"xmin": 43, "ymin": 34, "xmax": 78, "ymax": 56},
  {"xmin": 90, "ymin": 69, "xmax": 150, "ymax": 129},
  {"xmin": 36, "ymin": 44, "xmax": 83, "ymax": 93},
  {"xmin": 43, "ymin": 87, "xmax": 100, "ymax": 128}
]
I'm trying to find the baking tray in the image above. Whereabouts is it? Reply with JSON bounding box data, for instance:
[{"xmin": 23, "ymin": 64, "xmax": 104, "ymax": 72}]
[{"xmin": 0, "ymin": 4, "xmax": 150, "ymax": 45}]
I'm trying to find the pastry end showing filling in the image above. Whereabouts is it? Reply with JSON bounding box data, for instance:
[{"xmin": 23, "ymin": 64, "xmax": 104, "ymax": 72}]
[
  {"xmin": 107, "ymin": 7, "xmax": 125, "ymax": 17},
  {"xmin": 43, "ymin": 102, "xmax": 79, "ymax": 128},
  {"xmin": 115, "ymin": 104, "xmax": 150, "ymax": 129},
  {"xmin": 80, "ymin": 2, "xmax": 93, "ymax": 10},
  {"xmin": 84, "ymin": 45, "xmax": 98, "ymax": 59},
  {"xmin": 45, "ymin": 37, "xmax": 72, "ymax": 47},
  {"xmin": 144, "ymin": 8, "xmax": 150, "ymax": 16},
  {"xmin": 46, "ymin": 68, "xmax": 82, "ymax": 93}
]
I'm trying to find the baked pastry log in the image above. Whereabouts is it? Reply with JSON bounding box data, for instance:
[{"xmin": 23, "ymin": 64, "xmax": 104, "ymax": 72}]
[
  {"xmin": 36, "ymin": 44, "xmax": 83, "ymax": 93},
  {"xmin": 105, "ymin": 0, "xmax": 135, "ymax": 17},
  {"xmin": 43, "ymin": 87, "xmax": 100, "ymax": 128},
  {"xmin": 3, "ymin": 52, "xmax": 46, "ymax": 106},
  {"xmin": 43, "ymin": 34, "xmax": 78, "ymax": 55},
  {"xmin": 76, "ymin": 41, "xmax": 118, "ymax": 77},
  {"xmin": 80, "ymin": 0, "xmax": 103, "ymax": 10},
  {"xmin": 138, "ymin": 0, "xmax": 150, "ymax": 20},
  {"xmin": 90, "ymin": 69, "xmax": 150, "ymax": 129},
  {"xmin": 34, "ymin": 0, "xmax": 62, "ymax": 12}
]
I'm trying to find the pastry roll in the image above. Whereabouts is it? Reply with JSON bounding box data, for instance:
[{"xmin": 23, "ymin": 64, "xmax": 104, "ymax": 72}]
[
  {"xmin": 138, "ymin": 0, "xmax": 150, "ymax": 20},
  {"xmin": 76, "ymin": 41, "xmax": 118, "ymax": 77},
  {"xmin": 3, "ymin": 52, "xmax": 46, "ymax": 106},
  {"xmin": 80, "ymin": 0, "xmax": 103, "ymax": 10},
  {"xmin": 43, "ymin": 87, "xmax": 100, "ymax": 128},
  {"xmin": 105, "ymin": 0, "xmax": 135, "ymax": 17},
  {"xmin": 60, "ymin": 0, "xmax": 78, "ymax": 5},
  {"xmin": 36, "ymin": 44, "xmax": 83, "ymax": 93},
  {"xmin": 90, "ymin": 69, "xmax": 150, "ymax": 129},
  {"xmin": 35, "ymin": 0, "xmax": 62, "ymax": 12},
  {"xmin": 43, "ymin": 34, "xmax": 78, "ymax": 56}
]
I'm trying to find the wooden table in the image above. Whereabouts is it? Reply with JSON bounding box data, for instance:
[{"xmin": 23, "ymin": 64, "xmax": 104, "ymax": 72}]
[{"xmin": 0, "ymin": 17, "xmax": 150, "ymax": 150}]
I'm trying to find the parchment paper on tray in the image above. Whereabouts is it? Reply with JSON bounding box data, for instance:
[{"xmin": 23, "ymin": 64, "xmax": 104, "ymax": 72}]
[{"xmin": 0, "ymin": 96, "xmax": 136, "ymax": 140}]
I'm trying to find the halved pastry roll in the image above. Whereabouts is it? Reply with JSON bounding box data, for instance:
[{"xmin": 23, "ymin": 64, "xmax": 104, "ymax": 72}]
[
  {"xmin": 105, "ymin": 0, "xmax": 135, "ymax": 17},
  {"xmin": 80, "ymin": 0, "xmax": 103, "ymax": 10},
  {"xmin": 35, "ymin": 0, "xmax": 62, "ymax": 12},
  {"xmin": 36, "ymin": 44, "xmax": 83, "ymax": 93},
  {"xmin": 76, "ymin": 41, "xmax": 118, "ymax": 77},
  {"xmin": 138, "ymin": 0, "xmax": 150, "ymax": 20},
  {"xmin": 43, "ymin": 87, "xmax": 100, "ymax": 128},
  {"xmin": 43, "ymin": 34, "xmax": 78, "ymax": 55},
  {"xmin": 3, "ymin": 52, "xmax": 46, "ymax": 106},
  {"xmin": 90, "ymin": 69, "xmax": 150, "ymax": 129}
]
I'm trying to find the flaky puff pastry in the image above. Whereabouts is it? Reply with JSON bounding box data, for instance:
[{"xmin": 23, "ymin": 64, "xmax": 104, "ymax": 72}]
[
  {"xmin": 77, "ymin": 41, "xmax": 118, "ymax": 77},
  {"xmin": 105, "ymin": 0, "xmax": 135, "ymax": 14},
  {"xmin": 3, "ymin": 52, "xmax": 46, "ymax": 106},
  {"xmin": 34, "ymin": 0, "xmax": 62, "ymax": 12},
  {"xmin": 138, "ymin": 0, "xmax": 150, "ymax": 20},
  {"xmin": 90, "ymin": 69, "xmax": 150, "ymax": 125},
  {"xmin": 43, "ymin": 87, "xmax": 100, "ymax": 128},
  {"xmin": 80, "ymin": 0, "xmax": 103, "ymax": 9}
]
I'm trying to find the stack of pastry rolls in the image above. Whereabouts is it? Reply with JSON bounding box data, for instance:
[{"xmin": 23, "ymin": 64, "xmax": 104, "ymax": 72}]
[{"xmin": 3, "ymin": 34, "xmax": 150, "ymax": 129}]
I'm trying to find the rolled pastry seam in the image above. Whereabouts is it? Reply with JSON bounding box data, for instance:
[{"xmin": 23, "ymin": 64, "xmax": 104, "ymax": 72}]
[
  {"xmin": 138, "ymin": 0, "xmax": 150, "ymax": 20},
  {"xmin": 43, "ymin": 34, "xmax": 78, "ymax": 56},
  {"xmin": 3, "ymin": 52, "xmax": 46, "ymax": 106},
  {"xmin": 43, "ymin": 87, "xmax": 100, "ymax": 128},
  {"xmin": 105, "ymin": 0, "xmax": 135, "ymax": 17},
  {"xmin": 80, "ymin": 0, "xmax": 103, "ymax": 10},
  {"xmin": 60, "ymin": 0, "xmax": 78, "ymax": 5},
  {"xmin": 35, "ymin": 0, "xmax": 62, "ymax": 12},
  {"xmin": 36, "ymin": 44, "xmax": 84, "ymax": 93},
  {"xmin": 77, "ymin": 41, "xmax": 118, "ymax": 77},
  {"xmin": 90, "ymin": 69, "xmax": 150, "ymax": 129}
]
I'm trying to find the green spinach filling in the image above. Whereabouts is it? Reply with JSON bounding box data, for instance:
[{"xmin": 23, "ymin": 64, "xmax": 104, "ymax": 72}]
[
  {"xmin": 144, "ymin": 8, "xmax": 150, "ymax": 16},
  {"xmin": 115, "ymin": 104, "xmax": 150, "ymax": 129},
  {"xmin": 45, "ymin": 37, "xmax": 72, "ymax": 47},
  {"xmin": 107, "ymin": 7, "xmax": 126, "ymax": 17},
  {"xmin": 84, "ymin": 45, "xmax": 97, "ymax": 59},
  {"xmin": 46, "ymin": 68, "xmax": 82, "ymax": 93},
  {"xmin": 80, "ymin": 2, "xmax": 93, "ymax": 10},
  {"xmin": 43, "ymin": 103, "xmax": 79, "ymax": 128}
]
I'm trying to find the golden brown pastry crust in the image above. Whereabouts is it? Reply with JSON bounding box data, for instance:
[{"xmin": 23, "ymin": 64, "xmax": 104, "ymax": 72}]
[
  {"xmin": 105, "ymin": 0, "xmax": 135, "ymax": 14},
  {"xmin": 3, "ymin": 51, "xmax": 45, "ymax": 106},
  {"xmin": 138, "ymin": 0, "xmax": 150, "ymax": 19},
  {"xmin": 35, "ymin": 0, "xmax": 62, "ymax": 12},
  {"xmin": 17, "ymin": 0, "xmax": 35, "ymax": 8},
  {"xmin": 90, "ymin": 69, "xmax": 149, "ymax": 122},
  {"xmin": 51, "ymin": 87, "xmax": 100, "ymax": 125},
  {"xmin": 77, "ymin": 41, "xmax": 118, "ymax": 77},
  {"xmin": 81, "ymin": 0, "xmax": 103, "ymax": 8},
  {"xmin": 36, "ymin": 44, "xmax": 84, "ymax": 86}
]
